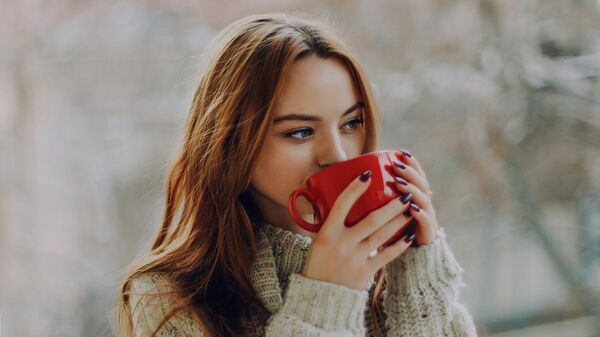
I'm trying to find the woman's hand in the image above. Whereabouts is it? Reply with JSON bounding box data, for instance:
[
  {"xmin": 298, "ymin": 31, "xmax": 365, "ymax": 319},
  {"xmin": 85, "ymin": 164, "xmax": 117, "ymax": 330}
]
[
  {"xmin": 302, "ymin": 171, "xmax": 416, "ymax": 290},
  {"xmin": 391, "ymin": 149, "xmax": 439, "ymax": 246}
]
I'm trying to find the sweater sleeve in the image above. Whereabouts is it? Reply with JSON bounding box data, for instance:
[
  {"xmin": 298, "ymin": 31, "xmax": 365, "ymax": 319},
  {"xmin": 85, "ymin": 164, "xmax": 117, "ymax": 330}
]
[
  {"xmin": 265, "ymin": 273, "xmax": 369, "ymax": 337},
  {"xmin": 128, "ymin": 272, "xmax": 369, "ymax": 337},
  {"xmin": 383, "ymin": 227, "xmax": 478, "ymax": 337}
]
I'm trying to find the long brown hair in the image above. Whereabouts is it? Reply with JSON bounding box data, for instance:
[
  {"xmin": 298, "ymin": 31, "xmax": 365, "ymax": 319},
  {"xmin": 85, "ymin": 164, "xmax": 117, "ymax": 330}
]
[{"xmin": 116, "ymin": 12, "xmax": 385, "ymax": 337}]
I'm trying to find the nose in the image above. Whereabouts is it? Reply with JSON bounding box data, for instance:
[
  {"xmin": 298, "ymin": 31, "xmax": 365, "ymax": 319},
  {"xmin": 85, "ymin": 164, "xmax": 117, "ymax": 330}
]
[{"xmin": 316, "ymin": 129, "xmax": 349, "ymax": 169}]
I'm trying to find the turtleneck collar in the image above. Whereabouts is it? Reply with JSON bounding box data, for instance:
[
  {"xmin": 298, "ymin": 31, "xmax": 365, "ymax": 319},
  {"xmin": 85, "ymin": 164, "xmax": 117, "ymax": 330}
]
[
  {"xmin": 260, "ymin": 222, "xmax": 312, "ymax": 291},
  {"xmin": 248, "ymin": 221, "xmax": 313, "ymax": 315}
]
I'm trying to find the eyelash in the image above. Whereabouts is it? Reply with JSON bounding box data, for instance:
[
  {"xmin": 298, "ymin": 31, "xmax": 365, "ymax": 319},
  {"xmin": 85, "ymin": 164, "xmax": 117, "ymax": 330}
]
[{"xmin": 283, "ymin": 117, "xmax": 365, "ymax": 142}]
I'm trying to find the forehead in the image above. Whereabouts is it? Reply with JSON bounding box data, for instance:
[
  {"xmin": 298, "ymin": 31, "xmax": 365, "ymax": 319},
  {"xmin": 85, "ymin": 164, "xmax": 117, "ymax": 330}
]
[{"xmin": 272, "ymin": 55, "xmax": 361, "ymax": 116}]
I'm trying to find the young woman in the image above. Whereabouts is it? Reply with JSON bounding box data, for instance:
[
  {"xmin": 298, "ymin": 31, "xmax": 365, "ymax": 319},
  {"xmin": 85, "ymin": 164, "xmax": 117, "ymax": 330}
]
[{"xmin": 116, "ymin": 12, "xmax": 478, "ymax": 337}]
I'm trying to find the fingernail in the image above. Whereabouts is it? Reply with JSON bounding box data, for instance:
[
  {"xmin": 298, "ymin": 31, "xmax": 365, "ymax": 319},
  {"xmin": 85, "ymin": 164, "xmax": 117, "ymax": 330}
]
[
  {"xmin": 394, "ymin": 176, "xmax": 408, "ymax": 185},
  {"xmin": 400, "ymin": 193, "xmax": 413, "ymax": 204},
  {"xmin": 401, "ymin": 149, "xmax": 412, "ymax": 158},
  {"xmin": 410, "ymin": 203, "xmax": 420, "ymax": 212},
  {"xmin": 393, "ymin": 160, "xmax": 407, "ymax": 169},
  {"xmin": 359, "ymin": 170, "xmax": 372, "ymax": 182},
  {"xmin": 403, "ymin": 209, "xmax": 411, "ymax": 217},
  {"xmin": 404, "ymin": 233, "xmax": 416, "ymax": 243}
]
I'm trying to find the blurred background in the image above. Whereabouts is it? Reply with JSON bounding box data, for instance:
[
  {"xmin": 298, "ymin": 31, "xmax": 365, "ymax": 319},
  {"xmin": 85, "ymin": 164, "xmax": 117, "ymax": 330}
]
[{"xmin": 1, "ymin": 0, "xmax": 600, "ymax": 336}]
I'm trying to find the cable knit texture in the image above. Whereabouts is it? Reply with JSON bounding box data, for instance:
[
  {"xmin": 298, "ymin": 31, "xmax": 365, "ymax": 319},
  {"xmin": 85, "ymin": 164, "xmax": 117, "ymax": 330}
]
[{"xmin": 127, "ymin": 223, "xmax": 478, "ymax": 337}]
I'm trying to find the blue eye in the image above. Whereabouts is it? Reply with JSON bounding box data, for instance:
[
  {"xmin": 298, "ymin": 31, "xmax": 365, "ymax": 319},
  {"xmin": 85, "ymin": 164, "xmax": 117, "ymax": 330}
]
[
  {"xmin": 343, "ymin": 117, "xmax": 365, "ymax": 130},
  {"xmin": 284, "ymin": 117, "xmax": 365, "ymax": 142},
  {"xmin": 284, "ymin": 128, "xmax": 313, "ymax": 141}
]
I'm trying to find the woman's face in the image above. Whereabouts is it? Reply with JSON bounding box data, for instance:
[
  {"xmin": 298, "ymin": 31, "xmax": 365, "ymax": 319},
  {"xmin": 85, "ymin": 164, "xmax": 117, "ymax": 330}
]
[{"xmin": 249, "ymin": 55, "xmax": 366, "ymax": 237}]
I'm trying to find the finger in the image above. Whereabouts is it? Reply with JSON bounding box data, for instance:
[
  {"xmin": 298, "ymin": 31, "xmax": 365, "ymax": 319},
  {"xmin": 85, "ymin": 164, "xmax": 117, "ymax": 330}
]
[
  {"xmin": 347, "ymin": 192, "xmax": 413, "ymax": 245},
  {"xmin": 368, "ymin": 233, "xmax": 414, "ymax": 269},
  {"xmin": 396, "ymin": 149, "xmax": 427, "ymax": 180},
  {"xmin": 391, "ymin": 159, "xmax": 431, "ymax": 195},
  {"xmin": 393, "ymin": 177, "xmax": 435, "ymax": 215},
  {"xmin": 321, "ymin": 170, "xmax": 372, "ymax": 235},
  {"xmin": 408, "ymin": 203, "xmax": 438, "ymax": 245},
  {"xmin": 357, "ymin": 212, "xmax": 413, "ymax": 257}
]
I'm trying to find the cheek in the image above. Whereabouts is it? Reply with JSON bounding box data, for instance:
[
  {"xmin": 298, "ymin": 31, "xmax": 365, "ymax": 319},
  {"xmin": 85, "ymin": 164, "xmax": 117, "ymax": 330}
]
[
  {"xmin": 254, "ymin": 141, "xmax": 311, "ymax": 197},
  {"xmin": 351, "ymin": 127, "xmax": 366, "ymax": 150}
]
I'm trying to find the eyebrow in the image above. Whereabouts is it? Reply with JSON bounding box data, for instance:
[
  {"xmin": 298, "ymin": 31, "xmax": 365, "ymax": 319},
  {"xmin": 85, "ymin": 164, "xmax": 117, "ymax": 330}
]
[{"xmin": 273, "ymin": 102, "xmax": 365, "ymax": 124}]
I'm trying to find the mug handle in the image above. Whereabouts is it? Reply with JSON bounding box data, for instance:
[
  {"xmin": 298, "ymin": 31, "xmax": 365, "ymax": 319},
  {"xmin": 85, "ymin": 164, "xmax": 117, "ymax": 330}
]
[{"xmin": 288, "ymin": 188, "xmax": 321, "ymax": 232}]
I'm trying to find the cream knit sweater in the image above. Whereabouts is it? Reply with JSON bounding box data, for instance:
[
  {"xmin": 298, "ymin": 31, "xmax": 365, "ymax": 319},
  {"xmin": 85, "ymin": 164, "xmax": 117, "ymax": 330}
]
[{"xmin": 128, "ymin": 223, "xmax": 478, "ymax": 337}]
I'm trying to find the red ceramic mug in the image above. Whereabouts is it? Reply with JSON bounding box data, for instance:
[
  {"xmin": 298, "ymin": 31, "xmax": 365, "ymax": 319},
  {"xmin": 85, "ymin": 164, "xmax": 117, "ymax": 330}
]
[{"xmin": 288, "ymin": 149, "xmax": 417, "ymax": 247}]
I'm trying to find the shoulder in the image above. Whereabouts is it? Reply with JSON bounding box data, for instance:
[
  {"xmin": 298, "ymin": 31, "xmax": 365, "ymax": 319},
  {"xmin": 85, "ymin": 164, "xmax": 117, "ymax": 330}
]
[
  {"xmin": 128, "ymin": 272, "xmax": 207, "ymax": 337},
  {"xmin": 130, "ymin": 272, "xmax": 176, "ymax": 295}
]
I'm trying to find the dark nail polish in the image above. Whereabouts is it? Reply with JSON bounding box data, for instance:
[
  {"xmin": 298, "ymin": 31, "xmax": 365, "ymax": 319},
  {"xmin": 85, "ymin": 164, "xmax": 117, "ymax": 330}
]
[
  {"xmin": 404, "ymin": 233, "xmax": 416, "ymax": 243},
  {"xmin": 410, "ymin": 203, "xmax": 420, "ymax": 212},
  {"xmin": 401, "ymin": 149, "xmax": 412, "ymax": 158},
  {"xmin": 394, "ymin": 160, "xmax": 407, "ymax": 169},
  {"xmin": 400, "ymin": 193, "xmax": 413, "ymax": 204},
  {"xmin": 403, "ymin": 209, "xmax": 411, "ymax": 217},
  {"xmin": 394, "ymin": 176, "xmax": 408, "ymax": 185},
  {"xmin": 359, "ymin": 170, "xmax": 372, "ymax": 182}
]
